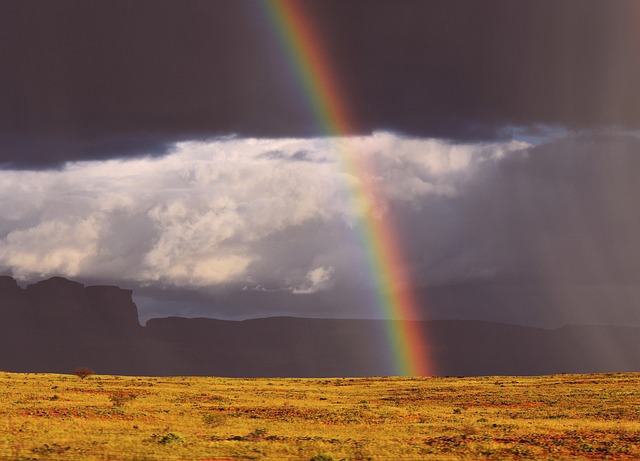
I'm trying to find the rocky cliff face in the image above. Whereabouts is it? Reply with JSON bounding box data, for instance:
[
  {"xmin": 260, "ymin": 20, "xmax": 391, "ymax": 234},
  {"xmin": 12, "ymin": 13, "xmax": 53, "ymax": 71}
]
[
  {"xmin": 0, "ymin": 276, "xmax": 140, "ymax": 331},
  {"xmin": 0, "ymin": 276, "xmax": 145, "ymax": 374},
  {"xmin": 0, "ymin": 276, "xmax": 23, "ymax": 318}
]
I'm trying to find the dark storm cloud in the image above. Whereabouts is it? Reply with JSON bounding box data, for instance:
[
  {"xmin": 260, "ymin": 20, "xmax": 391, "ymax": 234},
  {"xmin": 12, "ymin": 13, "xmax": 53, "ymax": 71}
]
[
  {"xmin": 363, "ymin": 133, "xmax": 640, "ymax": 290},
  {"xmin": 2, "ymin": 0, "xmax": 639, "ymax": 168},
  {"xmin": 0, "ymin": 135, "xmax": 175, "ymax": 170},
  {"xmin": 461, "ymin": 133, "xmax": 640, "ymax": 285},
  {"xmin": 325, "ymin": 0, "xmax": 640, "ymax": 137},
  {"xmin": 397, "ymin": 133, "xmax": 640, "ymax": 327},
  {"xmin": 0, "ymin": 0, "xmax": 310, "ymax": 168}
]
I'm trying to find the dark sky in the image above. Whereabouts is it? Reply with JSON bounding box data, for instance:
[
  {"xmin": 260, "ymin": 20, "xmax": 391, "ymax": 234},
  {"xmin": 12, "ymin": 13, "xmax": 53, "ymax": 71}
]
[
  {"xmin": 1, "ymin": 1, "xmax": 640, "ymax": 328},
  {"xmin": 2, "ymin": 0, "xmax": 639, "ymax": 167}
]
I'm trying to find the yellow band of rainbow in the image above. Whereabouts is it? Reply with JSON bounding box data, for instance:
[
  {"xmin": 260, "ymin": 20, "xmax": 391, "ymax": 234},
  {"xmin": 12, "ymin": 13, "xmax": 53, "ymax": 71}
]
[{"xmin": 262, "ymin": 0, "xmax": 433, "ymax": 376}]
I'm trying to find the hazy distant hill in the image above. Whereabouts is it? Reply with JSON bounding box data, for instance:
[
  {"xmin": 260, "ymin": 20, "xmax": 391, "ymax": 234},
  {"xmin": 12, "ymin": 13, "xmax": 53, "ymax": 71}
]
[{"xmin": 1, "ymin": 276, "xmax": 639, "ymax": 377}]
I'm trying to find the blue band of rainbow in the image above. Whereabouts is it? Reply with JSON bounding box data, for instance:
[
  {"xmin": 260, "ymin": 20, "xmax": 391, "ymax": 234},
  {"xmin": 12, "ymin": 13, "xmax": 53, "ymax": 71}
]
[{"xmin": 262, "ymin": 0, "xmax": 432, "ymax": 376}]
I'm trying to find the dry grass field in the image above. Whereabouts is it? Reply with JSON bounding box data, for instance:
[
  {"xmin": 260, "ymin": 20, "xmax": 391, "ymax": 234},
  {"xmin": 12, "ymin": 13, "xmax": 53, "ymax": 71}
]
[{"xmin": 0, "ymin": 371, "xmax": 639, "ymax": 460}]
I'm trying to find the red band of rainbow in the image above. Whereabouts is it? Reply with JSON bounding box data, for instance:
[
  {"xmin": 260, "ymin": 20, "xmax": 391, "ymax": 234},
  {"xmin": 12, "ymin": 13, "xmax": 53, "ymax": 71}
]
[{"xmin": 262, "ymin": 0, "xmax": 433, "ymax": 376}]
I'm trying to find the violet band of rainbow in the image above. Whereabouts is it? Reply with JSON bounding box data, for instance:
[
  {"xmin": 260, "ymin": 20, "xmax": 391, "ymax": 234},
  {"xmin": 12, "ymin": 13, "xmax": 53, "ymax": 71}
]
[{"xmin": 262, "ymin": 0, "xmax": 433, "ymax": 376}]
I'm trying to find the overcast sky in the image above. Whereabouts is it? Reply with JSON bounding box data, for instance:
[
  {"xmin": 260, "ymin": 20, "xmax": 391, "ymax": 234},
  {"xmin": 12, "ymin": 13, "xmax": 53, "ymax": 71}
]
[{"xmin": 2, "ymin": 0, "xmax": 640, "ymax": 327}]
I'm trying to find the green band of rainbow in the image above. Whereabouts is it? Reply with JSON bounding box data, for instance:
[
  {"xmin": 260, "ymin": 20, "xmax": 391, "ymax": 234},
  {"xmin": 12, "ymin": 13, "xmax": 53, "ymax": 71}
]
[{"xmin": 262, "ymin": 0, "xmax": 433, "ymax": 376}]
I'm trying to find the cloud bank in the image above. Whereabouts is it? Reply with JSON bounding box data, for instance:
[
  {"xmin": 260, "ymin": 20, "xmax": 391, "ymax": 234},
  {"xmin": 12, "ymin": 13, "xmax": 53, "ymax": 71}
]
[
  {"xmin": 0, "ymin": 134, "xmax": 521, "ymax": 290},
  {"xmin": 3, "ymin": 131, "xmax": 640, "ymax": 326}
]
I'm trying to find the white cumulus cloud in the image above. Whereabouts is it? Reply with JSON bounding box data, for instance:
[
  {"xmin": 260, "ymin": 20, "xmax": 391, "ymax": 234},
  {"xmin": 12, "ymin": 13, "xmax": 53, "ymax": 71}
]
[
  {"xmin": 291, "ymin": 266, "xmax": 336, "ymax": 294},
  {"xmin": 0, "ymin": 133, "xmax": 525, "ymax": 291}
]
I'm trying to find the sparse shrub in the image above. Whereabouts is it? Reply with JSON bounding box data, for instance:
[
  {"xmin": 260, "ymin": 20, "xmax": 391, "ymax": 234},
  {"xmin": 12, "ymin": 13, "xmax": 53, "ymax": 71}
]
[
  {"xmin": 201, "ymin": 393, "xmax": 226, "ymax": 402},
  {"xmin": 158, "ymin": 432, "xmax": 183, "ymax": 444},
  {"xmin": 310, "ymin": 454, "xmax": 334, "ymax": 461},
  {"xmin": 202, "ymin": 412, "xmax": 226, "ymax": 427},
  {"xmin": 461, "ymin": 424, "xmax": 479, "ymax": 438},
  {"xmin": 352, "ymin": 442, "xmax": 372, "ymax": 461},
  {"xmin": 72, "ymin": 367, "xmax": 94, "ymax": 379},
  {"xmin": 249, "ymin": 427, "xmax": 267, "ymax": 439},
  {"xmin": 109, "ymin": 391, "xmax": 137, "ymax": 407},
  {"xmin": 32, "ymin": 443, "xmax": 70, "ymax": 454}
]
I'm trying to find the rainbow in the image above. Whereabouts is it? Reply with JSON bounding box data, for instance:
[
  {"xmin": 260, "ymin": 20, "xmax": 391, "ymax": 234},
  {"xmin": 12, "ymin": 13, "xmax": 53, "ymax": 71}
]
[{"xmin": 262, "ymin": 0, "xmax": 433, "ymax": 376}]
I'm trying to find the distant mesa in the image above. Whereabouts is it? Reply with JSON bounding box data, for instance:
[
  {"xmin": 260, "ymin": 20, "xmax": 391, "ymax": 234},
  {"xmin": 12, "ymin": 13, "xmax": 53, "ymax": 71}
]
[
  {"xmin": 0, "ymin": 275, "xmax": 20, "ymax": 290},
  {"xmin": 0, "ymin": 276, "xmax": 140, "ymax": 329},
  {"xmin": 1, "ymin": 276, "xmax": 640, "ymax": 377}
]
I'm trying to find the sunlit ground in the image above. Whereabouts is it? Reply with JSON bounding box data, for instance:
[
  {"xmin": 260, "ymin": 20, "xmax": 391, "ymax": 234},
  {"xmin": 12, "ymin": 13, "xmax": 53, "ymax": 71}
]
[{"xmin": 1, "ymin": 371, "xmax": 639, "ymax": 460}]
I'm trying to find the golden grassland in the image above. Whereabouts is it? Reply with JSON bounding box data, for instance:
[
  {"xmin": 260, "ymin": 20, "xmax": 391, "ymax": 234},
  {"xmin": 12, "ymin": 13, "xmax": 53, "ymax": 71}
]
[{"xmin": 0, "ymin": 371, "xmax": 639, "ymax": 460}]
